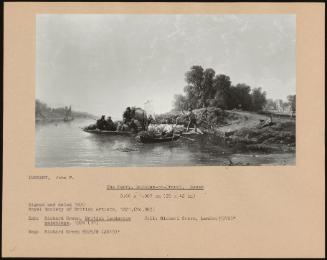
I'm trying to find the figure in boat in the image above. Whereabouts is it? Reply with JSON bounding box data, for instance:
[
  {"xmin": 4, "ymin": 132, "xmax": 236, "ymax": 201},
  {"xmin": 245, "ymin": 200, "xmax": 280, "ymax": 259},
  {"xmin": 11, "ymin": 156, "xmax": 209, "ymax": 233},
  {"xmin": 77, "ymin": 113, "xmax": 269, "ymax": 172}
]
[{"xmin": 84, "ymin": 106, "xmax": 147, "ymax": 133}]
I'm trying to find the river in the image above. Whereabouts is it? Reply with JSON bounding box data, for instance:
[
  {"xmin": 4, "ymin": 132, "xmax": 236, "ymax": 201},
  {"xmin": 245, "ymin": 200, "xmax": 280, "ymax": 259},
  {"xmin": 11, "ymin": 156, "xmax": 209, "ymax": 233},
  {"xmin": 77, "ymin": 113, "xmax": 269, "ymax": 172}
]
[{"xmin": 36, "ymin": 119, "xmax": 295, "ymax": 167}]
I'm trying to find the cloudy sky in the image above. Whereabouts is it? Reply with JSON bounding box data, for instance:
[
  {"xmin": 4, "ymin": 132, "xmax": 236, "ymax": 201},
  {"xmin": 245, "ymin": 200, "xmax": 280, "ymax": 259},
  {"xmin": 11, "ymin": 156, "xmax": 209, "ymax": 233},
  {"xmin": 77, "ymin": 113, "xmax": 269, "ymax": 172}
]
[{"xmin": 36, "ymin": 14, "xmax": 295, "ymax": 118}]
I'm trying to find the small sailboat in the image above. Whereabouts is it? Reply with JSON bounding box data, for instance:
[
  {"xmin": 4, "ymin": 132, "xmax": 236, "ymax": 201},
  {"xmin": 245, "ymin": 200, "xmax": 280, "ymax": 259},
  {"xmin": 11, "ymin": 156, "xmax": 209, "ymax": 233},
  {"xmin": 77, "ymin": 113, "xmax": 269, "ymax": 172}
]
[{"xmin": 63, "ymin": 106, "xmax": 74, "ymax": 122}]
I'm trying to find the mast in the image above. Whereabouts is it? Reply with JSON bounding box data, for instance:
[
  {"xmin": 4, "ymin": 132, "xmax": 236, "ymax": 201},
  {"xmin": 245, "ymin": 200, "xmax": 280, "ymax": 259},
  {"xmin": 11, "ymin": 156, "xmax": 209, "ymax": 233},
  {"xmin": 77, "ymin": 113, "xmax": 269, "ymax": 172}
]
[{"xmin": 64, "ymin": 105, "xmax": 73, "ymax": 120}]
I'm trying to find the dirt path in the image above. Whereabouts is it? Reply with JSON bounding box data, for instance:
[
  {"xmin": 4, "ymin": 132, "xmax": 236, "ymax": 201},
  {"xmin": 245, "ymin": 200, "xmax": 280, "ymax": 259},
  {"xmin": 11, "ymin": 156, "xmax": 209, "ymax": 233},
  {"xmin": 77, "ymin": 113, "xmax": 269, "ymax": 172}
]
[{"xmin": 218, "ymin": 111, "xmax": 269, "ymax": 133}]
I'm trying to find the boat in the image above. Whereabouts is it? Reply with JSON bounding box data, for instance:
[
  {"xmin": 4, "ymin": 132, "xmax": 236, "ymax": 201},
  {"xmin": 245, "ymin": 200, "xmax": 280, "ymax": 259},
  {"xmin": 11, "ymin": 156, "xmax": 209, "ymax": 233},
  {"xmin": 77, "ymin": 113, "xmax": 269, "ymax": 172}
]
[
  {"xmin": 63, "ymin": 106, "xmax": 74, "ymax": 122},
  {"xmin": 83, "ymin": 128, "xmax": 134, "ymax": 136},
  {"xmin": 136, "ymin": 134, "xmax": 181, "ymax": 143}
]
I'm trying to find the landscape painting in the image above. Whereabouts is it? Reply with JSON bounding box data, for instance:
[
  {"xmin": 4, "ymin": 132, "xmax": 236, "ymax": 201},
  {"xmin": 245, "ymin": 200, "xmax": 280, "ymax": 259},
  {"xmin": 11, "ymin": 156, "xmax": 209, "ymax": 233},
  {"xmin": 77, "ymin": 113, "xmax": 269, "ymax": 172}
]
[{"xmin": 36, "ymin": 14, "xmax": 296, "ymax": 167}]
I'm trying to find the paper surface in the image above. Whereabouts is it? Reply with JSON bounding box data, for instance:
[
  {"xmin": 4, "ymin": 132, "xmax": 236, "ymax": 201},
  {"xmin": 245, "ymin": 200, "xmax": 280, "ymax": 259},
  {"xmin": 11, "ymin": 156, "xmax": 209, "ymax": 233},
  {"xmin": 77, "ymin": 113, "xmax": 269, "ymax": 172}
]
[{"xmin": 2, "ymin": 2, "xmax": 325, "ymax": 258}]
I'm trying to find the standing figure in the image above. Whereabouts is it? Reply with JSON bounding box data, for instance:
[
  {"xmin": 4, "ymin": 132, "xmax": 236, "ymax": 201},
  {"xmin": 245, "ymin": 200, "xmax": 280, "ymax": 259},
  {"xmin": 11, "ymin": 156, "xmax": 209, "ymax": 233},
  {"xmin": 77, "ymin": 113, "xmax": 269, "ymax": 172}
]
[
  {"xmin": 123, "ymin": 107, "xmax": 132, "ymax": 124},
  {"xmin": 200, "ymin": 106, "xmax": 208, "ymax": 121},
  {"xmin": 186, "ymin": 108, "xmax": 197, "ymax": 132},
  {"xmin": 96, "ymin": 115, "xmax": 106, "ymax": 130}
]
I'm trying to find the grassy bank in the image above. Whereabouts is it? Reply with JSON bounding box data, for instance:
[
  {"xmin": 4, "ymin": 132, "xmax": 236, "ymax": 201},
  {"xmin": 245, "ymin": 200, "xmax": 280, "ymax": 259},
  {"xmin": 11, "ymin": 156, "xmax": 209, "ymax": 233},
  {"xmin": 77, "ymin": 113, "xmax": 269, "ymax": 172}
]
[
  {"xmin": 216, "ymin": 120, "xmax": 296, "ymax": 153},
  {"xmin": 156, "ymin": 107, "xmax": 296, "ymax": 153}
]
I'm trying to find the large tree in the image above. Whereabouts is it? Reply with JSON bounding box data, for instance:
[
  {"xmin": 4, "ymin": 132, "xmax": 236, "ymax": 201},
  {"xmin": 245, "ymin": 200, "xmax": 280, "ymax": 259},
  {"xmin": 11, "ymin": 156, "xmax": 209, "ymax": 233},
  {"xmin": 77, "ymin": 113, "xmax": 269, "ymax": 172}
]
[
  {"xmin": 229, "ymin": 84, "xmax": 252, "ymax": 110},
  {"xmin": 213, "ymin": 74, "xmax": 232, "ymax": 109},
  {"xmin": 184, "ymin": 65, "xmax": 205, "ymax": 109},
  {"xmin": 250, "ymin": 87, "xmax": 267, "ymax": 111},
  {"xmin": 173, "ymin": 65, "xmax": 271, "ymax": 112},
  {"xmin": 200, "ymin": 68, "xmax": 216, "ymax": 107}
]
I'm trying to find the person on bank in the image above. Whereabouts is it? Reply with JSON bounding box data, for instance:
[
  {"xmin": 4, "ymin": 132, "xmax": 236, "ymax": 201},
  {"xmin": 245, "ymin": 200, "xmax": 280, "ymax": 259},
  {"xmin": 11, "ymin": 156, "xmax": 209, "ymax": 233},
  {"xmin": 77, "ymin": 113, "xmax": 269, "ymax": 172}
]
[{"xmin": 186, "ymin": 108, "xmax": 197, "ymax": 132}]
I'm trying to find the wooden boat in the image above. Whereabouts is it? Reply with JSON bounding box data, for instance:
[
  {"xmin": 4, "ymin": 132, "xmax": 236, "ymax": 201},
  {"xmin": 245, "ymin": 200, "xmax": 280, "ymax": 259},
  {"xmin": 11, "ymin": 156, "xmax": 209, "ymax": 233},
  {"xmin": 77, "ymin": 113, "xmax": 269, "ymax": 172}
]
[
  {"xmin": 83, "ymin": 128, "xmax": 134, "ymax": 136},
  {"xmin": 136, "ymin": 134, "xmax": 181, "ymax": 143}
]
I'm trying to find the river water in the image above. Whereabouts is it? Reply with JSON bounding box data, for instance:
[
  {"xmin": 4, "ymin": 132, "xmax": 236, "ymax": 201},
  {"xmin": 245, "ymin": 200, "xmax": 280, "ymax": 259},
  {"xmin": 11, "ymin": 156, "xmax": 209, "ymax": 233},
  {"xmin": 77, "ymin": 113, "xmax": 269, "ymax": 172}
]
[{"xmin": 36, "ymin": 119, "xmax": 295, "ymax": 167}]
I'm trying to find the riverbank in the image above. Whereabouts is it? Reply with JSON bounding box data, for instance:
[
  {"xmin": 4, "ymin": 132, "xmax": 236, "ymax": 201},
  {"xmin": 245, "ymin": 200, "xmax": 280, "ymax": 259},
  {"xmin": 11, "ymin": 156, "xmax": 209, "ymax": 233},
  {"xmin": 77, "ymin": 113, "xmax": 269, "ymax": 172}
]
[
  {"xmin": 157, "ymin": 107, "xmax": 296, "ymax": 154},
  {"xmin": 36, "ymin": 118, "xmax": 295, "ymax": 167}
]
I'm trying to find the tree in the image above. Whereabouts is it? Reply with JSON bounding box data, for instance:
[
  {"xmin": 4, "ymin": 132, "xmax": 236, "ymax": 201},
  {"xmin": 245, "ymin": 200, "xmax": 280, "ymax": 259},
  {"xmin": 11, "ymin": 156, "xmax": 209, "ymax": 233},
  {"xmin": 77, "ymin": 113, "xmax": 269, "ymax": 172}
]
[
  {"xmin": 201, "ymin": 68, "xmax": 216, "ymax": 107},
  {"xmin": 173, "ymin": 65, "xmax": 272, "ymax": 113},
  {"xmin": 173, "ymin": 94, "xmax": 188, "ymax": 111},
  {"xmin": 184, "ymin": 65, "xmax": 205, "ymax": 109},
  {"xmin": 35, "ymin": 99, "xmax": 51, "ymax": 117},
  {"xmin": 250, "ymin": 87, "xmax": 267, "ymax": 111},
  {"xmin": 213, "ymin": 74, "xmax": 232, "ymax": 109},
  {"xmin": 183, "ymin": 85, "xmax": 198, "ymax": 109},
  {"xmin": 287, "ymin": 95, "xmax": 296, "ymax": 114},
  {"xmin": 229, "ymin": 84, "xmax": 252, "ymax": 110},
  {"xmin": 265, "ymin": 99, "xmax": 277, "ymax": 111}
]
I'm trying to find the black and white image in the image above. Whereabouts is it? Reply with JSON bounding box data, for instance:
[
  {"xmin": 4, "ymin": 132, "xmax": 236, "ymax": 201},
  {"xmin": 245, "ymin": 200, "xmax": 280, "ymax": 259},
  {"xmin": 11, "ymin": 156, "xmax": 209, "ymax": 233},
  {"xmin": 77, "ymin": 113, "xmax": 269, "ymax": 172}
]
[{"xmin": 36, "ymin": 14, "xmax": 296, "ymax": 167}]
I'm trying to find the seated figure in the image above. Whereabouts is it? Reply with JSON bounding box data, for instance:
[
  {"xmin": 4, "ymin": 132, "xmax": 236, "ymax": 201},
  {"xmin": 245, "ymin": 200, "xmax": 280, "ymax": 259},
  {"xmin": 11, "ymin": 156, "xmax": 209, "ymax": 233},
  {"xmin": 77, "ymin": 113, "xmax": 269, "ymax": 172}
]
[{"xmin": 96, "ymin": 115, "xmax": 106, "ymax": 130}]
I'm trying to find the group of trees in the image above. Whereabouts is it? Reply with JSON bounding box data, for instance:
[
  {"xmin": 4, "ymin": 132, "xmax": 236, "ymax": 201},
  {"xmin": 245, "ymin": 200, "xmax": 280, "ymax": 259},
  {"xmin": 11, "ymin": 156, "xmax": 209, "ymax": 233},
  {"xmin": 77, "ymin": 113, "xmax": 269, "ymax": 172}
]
[
  {"xmin": 36, "ymin": 99, "xmax": 69, "ymax": 117},
  {"xmin": 173, "ymin": 65, "xmax": 268, "ymax": 112},
  {"xmin": 35, "ymin": 99, "xmax": 51, "ymax": 117},
  {"xmin": 265, "ymin": 95, "xmax": 296, "ymax": 114}
]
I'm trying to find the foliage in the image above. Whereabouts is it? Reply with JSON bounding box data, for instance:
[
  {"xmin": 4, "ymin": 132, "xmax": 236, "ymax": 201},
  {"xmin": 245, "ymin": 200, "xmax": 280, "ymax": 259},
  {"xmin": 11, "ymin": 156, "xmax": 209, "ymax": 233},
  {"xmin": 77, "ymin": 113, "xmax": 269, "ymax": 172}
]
[
  {"xmin": 173, "ymin": 65, "xmax": 268, "ymax": 112},
  {"xmin": 250, "ymin": 87, "xmax": 267, "ymax": 112},
  {"xmin": 213, "ymin": 74, "xmax": 232, "ymax": 109},
  {"xmin": 265, "ymin": 99, "xmax": 277, "ymax": 110},
  {"xmin": 173, "ymin": 94, "xmax": 188, "ymax": 111},
  {"xmin": 287, "ymin": 95, "xmax": 296, "ymax": 113},
  {"xmin": 263, "ymin": 95, "xmax": 295, "ymax": 114},
  {"xmin": 229, "ymin": 84, "xmax": 252, "ymax": 110}
]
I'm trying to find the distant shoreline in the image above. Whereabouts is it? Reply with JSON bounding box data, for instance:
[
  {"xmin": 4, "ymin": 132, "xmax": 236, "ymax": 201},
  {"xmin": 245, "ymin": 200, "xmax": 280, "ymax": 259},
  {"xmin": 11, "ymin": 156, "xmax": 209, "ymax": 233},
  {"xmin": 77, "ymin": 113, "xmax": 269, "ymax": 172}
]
[
  {"xmin": 35, "ymin": 115, "xmax": 96, "ymax": 123},
  {"xmin": 35, "ymin": 99, "xmax": 97, "ymax": 123}
]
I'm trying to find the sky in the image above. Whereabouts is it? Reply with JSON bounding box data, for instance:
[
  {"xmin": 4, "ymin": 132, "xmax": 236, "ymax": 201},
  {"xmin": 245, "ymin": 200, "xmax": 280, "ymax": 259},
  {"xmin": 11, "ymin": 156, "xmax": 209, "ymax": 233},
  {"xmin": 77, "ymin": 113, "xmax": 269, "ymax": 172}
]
[{"xmin": 36, "ymin": 14, "xmax": 295, "ymax": 119}]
